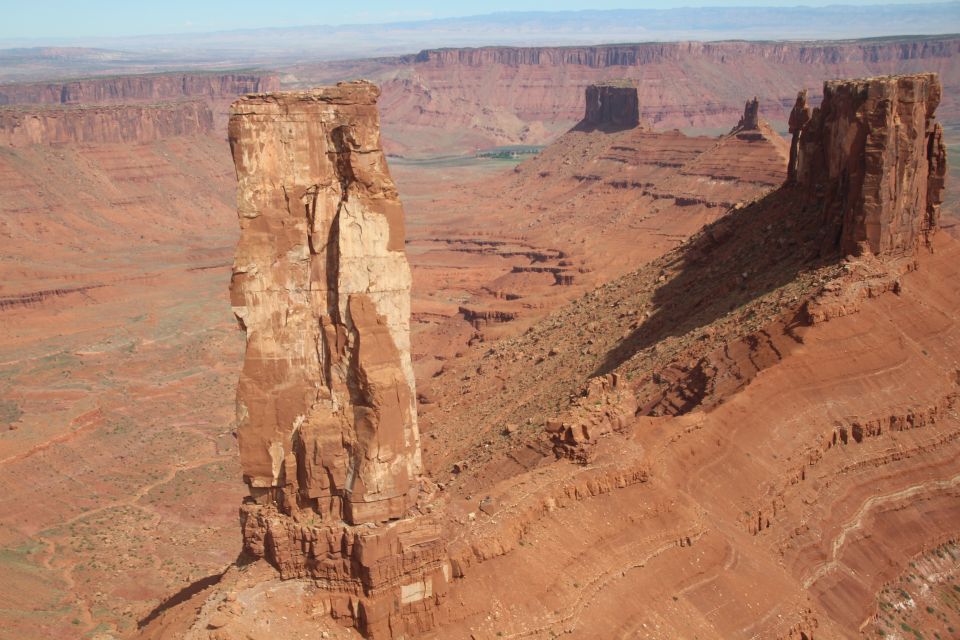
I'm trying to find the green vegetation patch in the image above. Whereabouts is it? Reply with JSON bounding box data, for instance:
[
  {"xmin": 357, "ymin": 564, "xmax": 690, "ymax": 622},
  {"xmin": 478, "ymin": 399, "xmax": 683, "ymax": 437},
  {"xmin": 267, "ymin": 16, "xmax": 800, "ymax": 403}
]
[{"xmin": 0, "ymin": 399, "xmax": 22, "ymax": 425}]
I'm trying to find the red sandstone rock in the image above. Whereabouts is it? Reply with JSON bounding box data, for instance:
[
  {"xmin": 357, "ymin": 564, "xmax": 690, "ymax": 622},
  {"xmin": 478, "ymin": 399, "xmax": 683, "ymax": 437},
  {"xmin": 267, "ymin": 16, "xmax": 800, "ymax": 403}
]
[
  {"xmin": 0, "ymin": 73, "xmax": 279, "ymax": 106},
  {"xmin": 306, "ymin": 37, "xmax": 960, "ymax": 154},
  {"xmin": 579, "ymin": 80, "xmax": 641, "ymax": 131},
  {"xmin": 229, "ymin": 82, "xmax": 420, "ymax": 523},
  {"xmin": 796, "ymin": 73, "xmax": 946, "ymax": 257},
  {"xmin": 0, "ymin": 100, "xmax": 214, "ymax": 146},
  {"xmin": 228, "ymin": 81, "xmax": 446, "ymax": 638},
  {"xmin": 735, "ymin": 97, "xmax": 760, "ymax": 130}
]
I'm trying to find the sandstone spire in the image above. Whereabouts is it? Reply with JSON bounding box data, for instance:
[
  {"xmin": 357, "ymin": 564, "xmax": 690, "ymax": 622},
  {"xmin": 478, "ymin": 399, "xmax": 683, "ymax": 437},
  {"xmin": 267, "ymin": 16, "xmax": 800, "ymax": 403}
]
[
  {"xmin": 786, "ymin": 89, "xmax": 812, "ymax": 184},
  {"xmin": 229, "ymin": 81, "xmax": 421, "ymax": 526},
  {"xmin": 227, "ymin": 81, "xmax": 447, "ymax": 638},
  {"xmin": 736, "ymin": 96, "xmax": 760, "ymax": 130},
  {"xmin": 795, "ymin": 73, "xmax": 946, "ymax": 257}
]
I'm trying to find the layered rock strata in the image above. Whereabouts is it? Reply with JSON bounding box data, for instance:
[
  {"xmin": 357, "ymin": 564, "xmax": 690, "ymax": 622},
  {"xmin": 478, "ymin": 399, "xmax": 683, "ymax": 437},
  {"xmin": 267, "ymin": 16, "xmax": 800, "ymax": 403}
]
[
  {"xmin": 795, "ymin": 73, "xmax": 946, "ymax": 257},
  {"xmin": 0, "ymin": 72, "xmax": 280, "ymax": 106},
  {"xmin": 405, "ymin": 40, "xmax": 959, "ymax": 69},
  {"xmin": 228, "ymin": 81, "xmax": 445, "ymax": 638},
  {"xmin": 0, "ymin": 100, "xmax": 214, "ymax": 146},
  {"xmin": 579, "ymin": 80, "xmax": 640, "ymax": 131}
]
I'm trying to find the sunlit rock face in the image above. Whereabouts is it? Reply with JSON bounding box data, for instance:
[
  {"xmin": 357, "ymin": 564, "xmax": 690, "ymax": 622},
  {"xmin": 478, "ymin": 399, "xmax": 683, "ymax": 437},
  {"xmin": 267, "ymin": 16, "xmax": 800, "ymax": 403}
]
[
  {"xmin": 229, "ymin": 81, "xmax": 422, "ymax": 526},
  {"xmin": 228, "ymin": 81, "xmax": 446, "ymax": 638}
]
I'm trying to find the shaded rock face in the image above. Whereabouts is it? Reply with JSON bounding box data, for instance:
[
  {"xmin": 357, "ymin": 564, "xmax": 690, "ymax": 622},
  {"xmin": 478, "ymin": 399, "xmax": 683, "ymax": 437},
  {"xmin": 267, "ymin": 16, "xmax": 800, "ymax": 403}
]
[
  {"xmin": 796, "ymin": 73, "xmax": 946, "ymax": 258},
  {"xmin": 228, "ymin": 81, "xmax": 446, "ymax": 639},
  {"xmin": 579, "ymin": 81, "xmax": 640, "ymax": 131},
  {"xmin": 787, "ymin": 90, "xmax": 812, "ymax": 183},
  {"xmin": 736, "ymin": 97, "xmax": 760, "ymax": 130}
]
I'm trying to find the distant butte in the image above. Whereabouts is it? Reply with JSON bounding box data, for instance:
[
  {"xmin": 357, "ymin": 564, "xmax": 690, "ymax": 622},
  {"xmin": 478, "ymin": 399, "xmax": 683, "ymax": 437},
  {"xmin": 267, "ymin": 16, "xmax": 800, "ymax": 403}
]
[{"xmin": 578, "ymin": 79, "xmax": 641, "ymax": 131}]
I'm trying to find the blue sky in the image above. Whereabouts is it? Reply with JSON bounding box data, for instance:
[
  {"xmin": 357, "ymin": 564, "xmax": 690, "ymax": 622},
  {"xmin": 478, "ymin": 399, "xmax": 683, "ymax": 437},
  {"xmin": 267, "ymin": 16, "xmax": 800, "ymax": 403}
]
[{"xmin": 0, "ymin": 0, "xmax": 950, "ymax": 39}]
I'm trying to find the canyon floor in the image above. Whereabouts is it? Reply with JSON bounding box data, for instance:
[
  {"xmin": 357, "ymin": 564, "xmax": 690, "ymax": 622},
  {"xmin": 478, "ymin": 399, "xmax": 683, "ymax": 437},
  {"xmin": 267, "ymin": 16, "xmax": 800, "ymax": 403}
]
[{"xmin": 0, "ymin": 142, "xmax": 582, "ymax": 639}]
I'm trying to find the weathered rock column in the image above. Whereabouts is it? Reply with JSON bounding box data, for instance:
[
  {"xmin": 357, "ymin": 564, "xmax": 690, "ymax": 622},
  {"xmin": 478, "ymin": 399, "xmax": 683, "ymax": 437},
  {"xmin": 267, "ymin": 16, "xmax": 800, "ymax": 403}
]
[
  {"xmin": 795, "ymin": 73, "xmax": 946, "ymax": 257},
  {"xmin": 786, "ymin": 90, "xmax": 811, "ymax": 184},
  {"xmin": 736, "ymin": 97, "xmax": 760, "ymax": 130},
  {"xmin": 229, "ymin": 81, "xmax": 421, "ymax": 525},
  {"xmin": 228, "ymin": 81, "xmax": 447, "ymax": 638}
]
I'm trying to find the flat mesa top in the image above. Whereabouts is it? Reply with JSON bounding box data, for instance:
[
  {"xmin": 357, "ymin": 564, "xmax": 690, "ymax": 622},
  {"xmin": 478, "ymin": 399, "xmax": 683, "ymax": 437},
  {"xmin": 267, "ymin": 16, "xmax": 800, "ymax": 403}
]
[
  {"xmin": 231, "ymin": 80, "xmax": 380, "ymax": 110},
  {"xmin": 823, "ymin": 72, "xmax": 939, "ymax": 88},
  {"xmin": 591, "ymin": 79, "xmax": 637, "ymax": 89},
  {"xmin": 822, "ymin": 72, "xmax": 940, "ymax": 104}
]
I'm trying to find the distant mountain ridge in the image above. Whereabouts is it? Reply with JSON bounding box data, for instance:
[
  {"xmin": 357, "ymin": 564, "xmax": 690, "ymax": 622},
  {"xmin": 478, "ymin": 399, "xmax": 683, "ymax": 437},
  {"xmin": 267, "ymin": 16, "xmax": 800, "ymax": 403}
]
[{"xmin": 0, "ymin": 3, "xmax": 957, "ymax": 78}]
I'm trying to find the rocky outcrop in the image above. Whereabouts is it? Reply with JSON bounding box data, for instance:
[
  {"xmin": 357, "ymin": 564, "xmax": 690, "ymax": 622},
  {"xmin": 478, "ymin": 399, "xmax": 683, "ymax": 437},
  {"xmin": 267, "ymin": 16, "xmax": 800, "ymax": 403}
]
[
  {"xmin": 579, "ymin": 80, "xmax": 640, "ymax": 131},
  {"xmin": 0, "ymin": 72, "xmax": 280, "ymax": 106},
  {"xmin": 736, "ymin": 97, "xmax": 760, "ymax": 130},
  {"xmin": 795, "ymin": 73, "xmax": 946, "ymax": 258},
  {"xmin": 0, "ymin": 100, "xmax": 213, "ymax": 146},
  {"xmin": 786, "ymin": 90, "xmax": 812, "ymax": 183},
  {"xmin": 228, "ymin": 81, "xmax": 445, "ymax": 638}
]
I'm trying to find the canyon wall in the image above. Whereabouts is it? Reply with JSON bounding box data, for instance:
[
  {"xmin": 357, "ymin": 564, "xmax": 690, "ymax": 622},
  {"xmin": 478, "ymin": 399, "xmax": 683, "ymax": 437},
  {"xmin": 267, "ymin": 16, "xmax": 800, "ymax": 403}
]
[
  {"xmin": 228, "ymin": 81, "xmax": 445, "ymax": 638},
  {"xmin": 298, "ymin": 36, "xmax": 959, "ymax": 155},
  {"xmin": 0, "ymin": 100, "xmax": 214, "ymax": 146},
  {"xmin": 0, "ymin": 72, "xmax": 280, "ymax": 106},
  {"xmin": 405, "ymin": 39, "xmax": 959, "ymax": 68},
  {"xmin": 796, "ymin": 73, "xmax": 946, "ymax": 257}
]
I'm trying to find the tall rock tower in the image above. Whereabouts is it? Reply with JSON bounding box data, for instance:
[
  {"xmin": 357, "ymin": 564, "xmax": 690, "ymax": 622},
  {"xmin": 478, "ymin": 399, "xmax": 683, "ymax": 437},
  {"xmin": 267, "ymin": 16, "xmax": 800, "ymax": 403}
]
[
  {"xmin": 228, "ymin": 81, "xmax": 446, "ymax": 638},
  {"xmin": 795, "ymin": 73, "xmax": 946, "ymax": 258}
]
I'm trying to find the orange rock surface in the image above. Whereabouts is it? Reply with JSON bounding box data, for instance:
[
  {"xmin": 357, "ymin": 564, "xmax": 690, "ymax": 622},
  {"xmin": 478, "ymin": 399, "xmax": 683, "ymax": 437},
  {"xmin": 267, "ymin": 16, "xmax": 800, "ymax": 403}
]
[
  {"xmin": 795, "ymin": 73, "xmax": 946, "ymax": 257},
  {"xmin": 0, "ymin": 100, "xmax": 215, "ymax": 146},
  {"xmin": 0, "ymin": 38, "xmax": 957, "ymax": 640},
  {"xmin": 139, "ymin": 73, "xmax": 960, "ymax": 640},
  {"xmin": 228, "ymin": 82, "xmax": 447, "ymax": 638},
  {"xmin": 0, "ymin": 72, "xmax": 279, "ymax": 106}
]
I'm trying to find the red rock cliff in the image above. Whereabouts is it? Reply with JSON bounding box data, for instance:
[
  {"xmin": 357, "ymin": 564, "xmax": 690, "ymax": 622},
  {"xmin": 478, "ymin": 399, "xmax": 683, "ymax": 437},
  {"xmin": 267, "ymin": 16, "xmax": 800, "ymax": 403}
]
[
  {"xmin": 796, "ymin": 73, "xmax": 946, "ymax": 258},
  {"xmin": 228, "ymin": 81, "xmax": 446, "ymax": 638},
  {"xmin": 406, "ymin": 38, "xmax": 959, "ymax": 68},
  {"xmin": 0, "ymin": 72, "xmax": 280, "ymax": 105},
  {"xmin": 0, "ymin": 100, "xmax": 214, "ymax": 146}
]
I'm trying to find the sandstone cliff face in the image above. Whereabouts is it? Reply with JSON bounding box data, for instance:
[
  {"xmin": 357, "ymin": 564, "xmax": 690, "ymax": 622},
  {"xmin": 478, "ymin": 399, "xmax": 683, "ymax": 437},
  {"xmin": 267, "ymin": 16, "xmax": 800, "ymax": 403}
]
[
  {"xmin": 0, "ymin": 72, "xmax": 279, "ymax": 106},
  {"xmin": 0, "ymin": 100, "xmax": 214, "ymax": 146},
  {"xmin": 796, "ymin": 73, "xmax": 946, "ymax": 258},
  {"xmin": 579, "ymin": 80, "xmax": 640, "ymax": 131},
  {"xmin": 406, "ymin": 39, "xmax": 959, "ymax": 68},
  {"xmin": 228, "ymin": 81, "xmax": 445, "ymax": 638}
]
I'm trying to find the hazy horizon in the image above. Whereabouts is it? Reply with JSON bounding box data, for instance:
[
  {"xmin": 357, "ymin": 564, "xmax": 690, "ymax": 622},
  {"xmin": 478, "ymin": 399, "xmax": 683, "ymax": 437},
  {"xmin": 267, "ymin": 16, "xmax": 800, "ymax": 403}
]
[
  {"xmin": 0, "ymin": 1, "xmax": 956, "ymax": 44},
  {"xmin": 3, "ymin": 0, "xmax": 957, "ymax": 40}
]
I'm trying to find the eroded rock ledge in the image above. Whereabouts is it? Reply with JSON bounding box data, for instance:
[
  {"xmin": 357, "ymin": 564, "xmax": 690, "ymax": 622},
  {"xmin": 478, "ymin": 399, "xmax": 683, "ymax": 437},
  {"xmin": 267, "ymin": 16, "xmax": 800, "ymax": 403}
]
[{"xmin": 228, "ymin": 81, "xmax": 446, "ymax": 638}]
